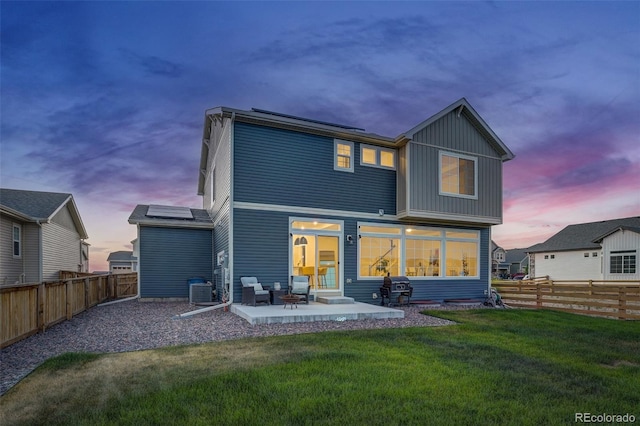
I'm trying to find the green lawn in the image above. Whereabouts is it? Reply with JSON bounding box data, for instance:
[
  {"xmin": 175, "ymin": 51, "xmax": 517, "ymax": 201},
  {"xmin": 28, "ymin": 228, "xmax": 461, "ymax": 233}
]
[{"xmin": 1, "ymin": 309, "xmax": 638, "ymax": 425}]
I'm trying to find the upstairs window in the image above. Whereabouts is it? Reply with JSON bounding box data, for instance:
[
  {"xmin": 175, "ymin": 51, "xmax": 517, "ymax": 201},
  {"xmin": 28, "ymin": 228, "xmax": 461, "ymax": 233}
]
[
  {"xmin": 440, "ymin": 151, "xmax": 477, "ymax": 198},
  {"xmin": 334, "ymin": 140, "xmax": 354, "ymax": 172},
  {"xmin": 360, "ymin": 145, "xmax": 396, "ymax": 170},
  {"xmin": 13, "ymin": 224, "xmax": 21, "ymax": 258}
]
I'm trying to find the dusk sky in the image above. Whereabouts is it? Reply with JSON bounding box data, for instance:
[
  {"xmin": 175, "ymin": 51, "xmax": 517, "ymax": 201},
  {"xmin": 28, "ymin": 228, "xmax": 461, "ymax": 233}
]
[{"xmin": 2, "ymin": 1, "xmax": 639, "ymax": 272}]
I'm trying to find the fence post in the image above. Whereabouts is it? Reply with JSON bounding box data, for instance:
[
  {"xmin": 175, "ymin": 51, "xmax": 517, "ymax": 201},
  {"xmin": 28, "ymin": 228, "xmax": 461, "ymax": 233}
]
[
  {"xmin": 536, "ymin": 280, "xmax": 543, "ymax": 309},
  {"xmin": 38, "ymin": 283, "xmax": 46, "ymax": 332},
  {"xmin": 618, "ymin": 287, "xmax": 627, "ymax": 320},
  {"xmin": 66, "ymin": 280, "xmax": 73, "ymax": 320},
  {"xmin": 84, "ymin": 278, "xmax": 90, "ymax": 310}
]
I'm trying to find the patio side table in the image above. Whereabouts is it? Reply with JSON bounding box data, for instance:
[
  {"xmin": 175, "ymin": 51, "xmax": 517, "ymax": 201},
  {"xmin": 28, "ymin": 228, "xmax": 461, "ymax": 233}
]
[{"xmin": 270, "ymin": 289, "xmax": 286, "ymax": 305}]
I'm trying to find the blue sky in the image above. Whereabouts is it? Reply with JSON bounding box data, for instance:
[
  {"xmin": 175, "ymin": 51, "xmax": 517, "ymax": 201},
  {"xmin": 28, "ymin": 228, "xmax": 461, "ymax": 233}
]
[{"xmin": 2, "ymin": 1, "xmax": 639, "ymax": 271}]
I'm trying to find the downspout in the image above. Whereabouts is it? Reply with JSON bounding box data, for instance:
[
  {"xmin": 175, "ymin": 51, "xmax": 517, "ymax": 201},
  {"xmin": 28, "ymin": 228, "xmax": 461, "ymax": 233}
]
[
  {"xmin": 228, "ymin": 111, "xmax": 235, "ymax": 307},
  {"xmin": 487, "ymin": 227, "xmax": 493, "ymax": 297}
]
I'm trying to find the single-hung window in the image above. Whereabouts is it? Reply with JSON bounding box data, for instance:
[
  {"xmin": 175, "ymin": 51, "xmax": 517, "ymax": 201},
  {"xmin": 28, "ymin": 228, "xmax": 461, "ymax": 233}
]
[
  {"xmin": 334, "ymin": 139, "xmax": 354, "ymax": 172},
  {"xmin": 440, "ymin": 152, "xmax": 477, "ymax": 198},
  {"xmin": 13, "ymin": 224, "xmax": 21, "ymax": 258}
]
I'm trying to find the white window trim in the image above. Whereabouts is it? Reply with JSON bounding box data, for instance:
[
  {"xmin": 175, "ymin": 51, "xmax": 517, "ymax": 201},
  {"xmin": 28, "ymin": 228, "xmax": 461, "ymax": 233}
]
[
  {"xmin": 13, "ymin": 223, "xmax": 21, "ymax": 258},
  {"xmin": 356, "ymin": 222, "xmax": 480, "ymax": 280},
  {"xmin": 439, "ymin": 151, "xmax": 478, "ymax": 200},
  {"xmin": 360, "ymin": 144, "xmax": 396, "ymax": 170},
  {"xmin": 334, "ymin": 139, "xmax": 354, "ymax": 172}
]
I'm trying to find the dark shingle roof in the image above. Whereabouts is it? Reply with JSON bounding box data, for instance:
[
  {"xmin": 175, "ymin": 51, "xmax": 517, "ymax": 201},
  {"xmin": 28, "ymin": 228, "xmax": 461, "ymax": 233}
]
[
  {"xmin": 0, "ymin": 188, "xmax": 71, "ymax": 219},
  {"xmin": 505, "ymin": 248, "xmax": 528, "ymax": 264},
  {"xmin": 526, "ymin": 217, "xmax": 640, "ymax": 253},
  {"xmin": 107, "ymin": 251, "xmax": 135, "ymax": 262}
]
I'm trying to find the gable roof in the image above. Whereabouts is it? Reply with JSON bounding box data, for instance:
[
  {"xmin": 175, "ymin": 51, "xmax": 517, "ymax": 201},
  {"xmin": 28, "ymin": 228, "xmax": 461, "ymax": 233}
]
[
  {"xmin": 198, "ymin": 98, "xmax": 514, "ymax": 194},
  {"xmin": 505, "ymin": 248, "xmax": 529, "ymax": 264},
  {"xmin": 403, "ymin": 98, "xmax": 515, "ymax": 161},
  {"xmin": 0, "ymin": 188, "xmax": 88, "ymax": 239},
  {"xmin": 526, "ymin": 216, "xmax": 640, "ymax": 253},
  {"xmin": 592, "ymin": 226, "xmax": 640, "ymax": 243},
  {"xmin": 107, "ymin": 251, "xmax": 135, "ymax": 262},
  {"xmin": 128, "ymin": 204, "xmax": 214, "ymax": 229}
]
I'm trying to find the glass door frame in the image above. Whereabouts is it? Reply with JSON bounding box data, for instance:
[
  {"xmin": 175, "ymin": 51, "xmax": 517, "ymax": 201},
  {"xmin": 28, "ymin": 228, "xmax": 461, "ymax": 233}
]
[{"xmin": 289, "ymin": 217, "xmax": 344, "ymax": 299}]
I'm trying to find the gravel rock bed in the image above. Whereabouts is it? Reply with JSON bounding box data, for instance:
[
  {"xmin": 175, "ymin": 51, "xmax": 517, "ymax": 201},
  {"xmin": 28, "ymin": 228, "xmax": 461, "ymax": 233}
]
[{"xmin": 0, "ymin": 300, "xmax": 471, "ymax": 395}]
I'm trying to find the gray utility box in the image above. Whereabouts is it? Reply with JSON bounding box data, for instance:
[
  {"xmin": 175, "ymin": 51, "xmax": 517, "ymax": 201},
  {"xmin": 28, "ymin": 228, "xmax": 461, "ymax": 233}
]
[{"xmin": 190, "ymin": 283, "xmax": 213, "ymax": 304}]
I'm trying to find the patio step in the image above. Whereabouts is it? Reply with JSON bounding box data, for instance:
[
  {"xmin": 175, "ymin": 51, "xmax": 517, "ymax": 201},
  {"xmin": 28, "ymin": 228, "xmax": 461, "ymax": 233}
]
[{"xmin": 316, "ymin": 296, "xmax": 355, "ymax": 305}]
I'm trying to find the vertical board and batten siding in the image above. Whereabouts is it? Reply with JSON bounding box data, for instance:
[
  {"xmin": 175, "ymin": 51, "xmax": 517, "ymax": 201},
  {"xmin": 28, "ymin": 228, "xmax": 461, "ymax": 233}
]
[
  {"xmin": 603, "ymin": 230, "xmax": 640, "ymax": 280},
  {"xmin": 402, "ymin": 110, "xmax": 503, "ymax": 222},
  {"xmin": 233, "ymin": 122, "xmax": 396, "ymax": 215},
  {"xmin": 397, "ymin": 144, "xmax": 408, "ymax": 215},
  {"xmin": 233, "ymin": 208, "xmax": 490, "ymax": 303},
  {"xmin": 139, "ymin": 226, "xmax": 212, "ymax": 298}
]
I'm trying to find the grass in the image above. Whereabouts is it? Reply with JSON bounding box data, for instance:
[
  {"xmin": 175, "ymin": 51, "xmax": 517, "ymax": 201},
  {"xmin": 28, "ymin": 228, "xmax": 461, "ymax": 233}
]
[{"xmin": 1, "ymin": 309, "xmax": 638, "ymax": 425}]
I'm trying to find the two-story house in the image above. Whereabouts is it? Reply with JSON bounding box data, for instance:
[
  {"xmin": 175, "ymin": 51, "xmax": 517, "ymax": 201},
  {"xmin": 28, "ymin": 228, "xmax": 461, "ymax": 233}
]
[
  {"xmin": 129, "ymin": 98, "xmax": 514, "ymax": 303},
  {"xmin": 491, "ymin": 241, "xmax": 508, "ymax": 277},
  {"xmin": 1, "ymin": 188, "xmax": 89, "ymax": 284}
]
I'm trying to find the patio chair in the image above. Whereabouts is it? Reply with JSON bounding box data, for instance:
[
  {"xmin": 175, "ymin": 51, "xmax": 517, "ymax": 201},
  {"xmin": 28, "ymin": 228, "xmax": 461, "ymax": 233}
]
[
  {"xmin": 290, "ymin": 275, "xmax": 310, "ymax": 304},
  {"xmin": 240, "ymin": 277, "xmax": 270, "ymax": 306}
]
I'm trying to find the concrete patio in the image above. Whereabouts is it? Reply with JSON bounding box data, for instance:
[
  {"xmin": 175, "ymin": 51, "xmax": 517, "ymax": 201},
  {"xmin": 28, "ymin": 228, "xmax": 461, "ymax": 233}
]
[{"xmin": 231, "ymin": 301, "xmax": 405, "ymax": 325}]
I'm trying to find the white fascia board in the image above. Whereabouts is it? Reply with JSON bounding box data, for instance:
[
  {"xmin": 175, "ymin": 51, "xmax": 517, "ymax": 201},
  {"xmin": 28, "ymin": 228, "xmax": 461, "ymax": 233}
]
[
  {"xmin": 128, "ymin": 218, "xmax": 214, "ymax": 229},
  {"xmin": 399, "ymin": 209, "xmax": 502, "ymax": 225},
  {"xmin": 0, "ymin": 206, "xmax": 34, "ymax": 222},
  {"xmin": 403, "ymin": 98, "xmax": 515, "ymax": 162},
  {"xmin": 233, "ymin": 201, "xmax": 399, "ymax": 221},
  {"xmin": 44, "ymin": 195, "xmax": 89, "ymax": 239}
]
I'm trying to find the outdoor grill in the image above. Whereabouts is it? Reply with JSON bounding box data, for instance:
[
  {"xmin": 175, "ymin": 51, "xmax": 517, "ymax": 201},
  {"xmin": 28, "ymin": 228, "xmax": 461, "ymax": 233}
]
[{"xmin": 380, "ymin": 276, "xmax": 413, "ymax": 306}]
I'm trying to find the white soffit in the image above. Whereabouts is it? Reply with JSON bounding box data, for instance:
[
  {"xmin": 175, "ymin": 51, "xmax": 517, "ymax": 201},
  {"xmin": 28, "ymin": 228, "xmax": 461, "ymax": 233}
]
[{"xmin": 146, "ymin": 205, "xmax": 194, "ymax": 219}]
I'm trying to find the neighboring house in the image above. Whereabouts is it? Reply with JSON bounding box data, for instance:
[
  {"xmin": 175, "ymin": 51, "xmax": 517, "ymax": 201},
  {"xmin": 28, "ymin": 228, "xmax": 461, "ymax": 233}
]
[
  {"xmin": 130, "ymin": 98, "xmax": 515, "ymax": 302},
  {"xmin": 526, "ymin": 217, "xmax": 640, "ymax": 281},
  {"xmin": 0, "ymin": 188, "xmax": 89, "ymax": 284},
  {"xmin": 491, "ymin": 241, "xmax": 508, "ymax": 277},
  {"xmin": 504, "ymin": 248, "xmax": 529, "ymax": 276},
  {"xmin": 107, "ymin": 250, "xmax": 137, "ymax": 274}
]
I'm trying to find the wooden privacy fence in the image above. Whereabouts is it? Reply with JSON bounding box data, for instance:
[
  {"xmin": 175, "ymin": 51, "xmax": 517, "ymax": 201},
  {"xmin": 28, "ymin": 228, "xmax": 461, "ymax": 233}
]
[
  {"xmin": 0, "ymin": 273, "xmax": 138, "ymax": 349},
  {"xmin": 492, "ymin": 277, "xmax": 640, "ymax": 320}
]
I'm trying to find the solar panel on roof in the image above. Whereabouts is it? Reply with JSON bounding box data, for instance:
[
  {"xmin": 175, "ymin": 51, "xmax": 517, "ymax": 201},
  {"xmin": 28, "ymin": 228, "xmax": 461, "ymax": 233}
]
[{"xmin": 146, "ymin": 205, "xmax": 193, "ymax": 219}]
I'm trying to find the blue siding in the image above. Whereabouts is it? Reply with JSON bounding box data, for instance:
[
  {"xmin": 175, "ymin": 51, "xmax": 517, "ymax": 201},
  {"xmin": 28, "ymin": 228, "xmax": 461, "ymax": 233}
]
[
  {"xmin": 232, "ymin": 207, "xmax": 490, "ymax": 303},
  {"xmin": 140, "ymin": 226, "xmax": 213, "ymax": 298},
  {"xmin": 233, "ymin": 208, "xmax": 291, "ymax": 303},
  {"xmin": 234, "ymin": 122, "xmax": 396, "ymax": 215},
  {"xmin": 343, "ymin": 220, "xmax": 489, "ymax": 303}
]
